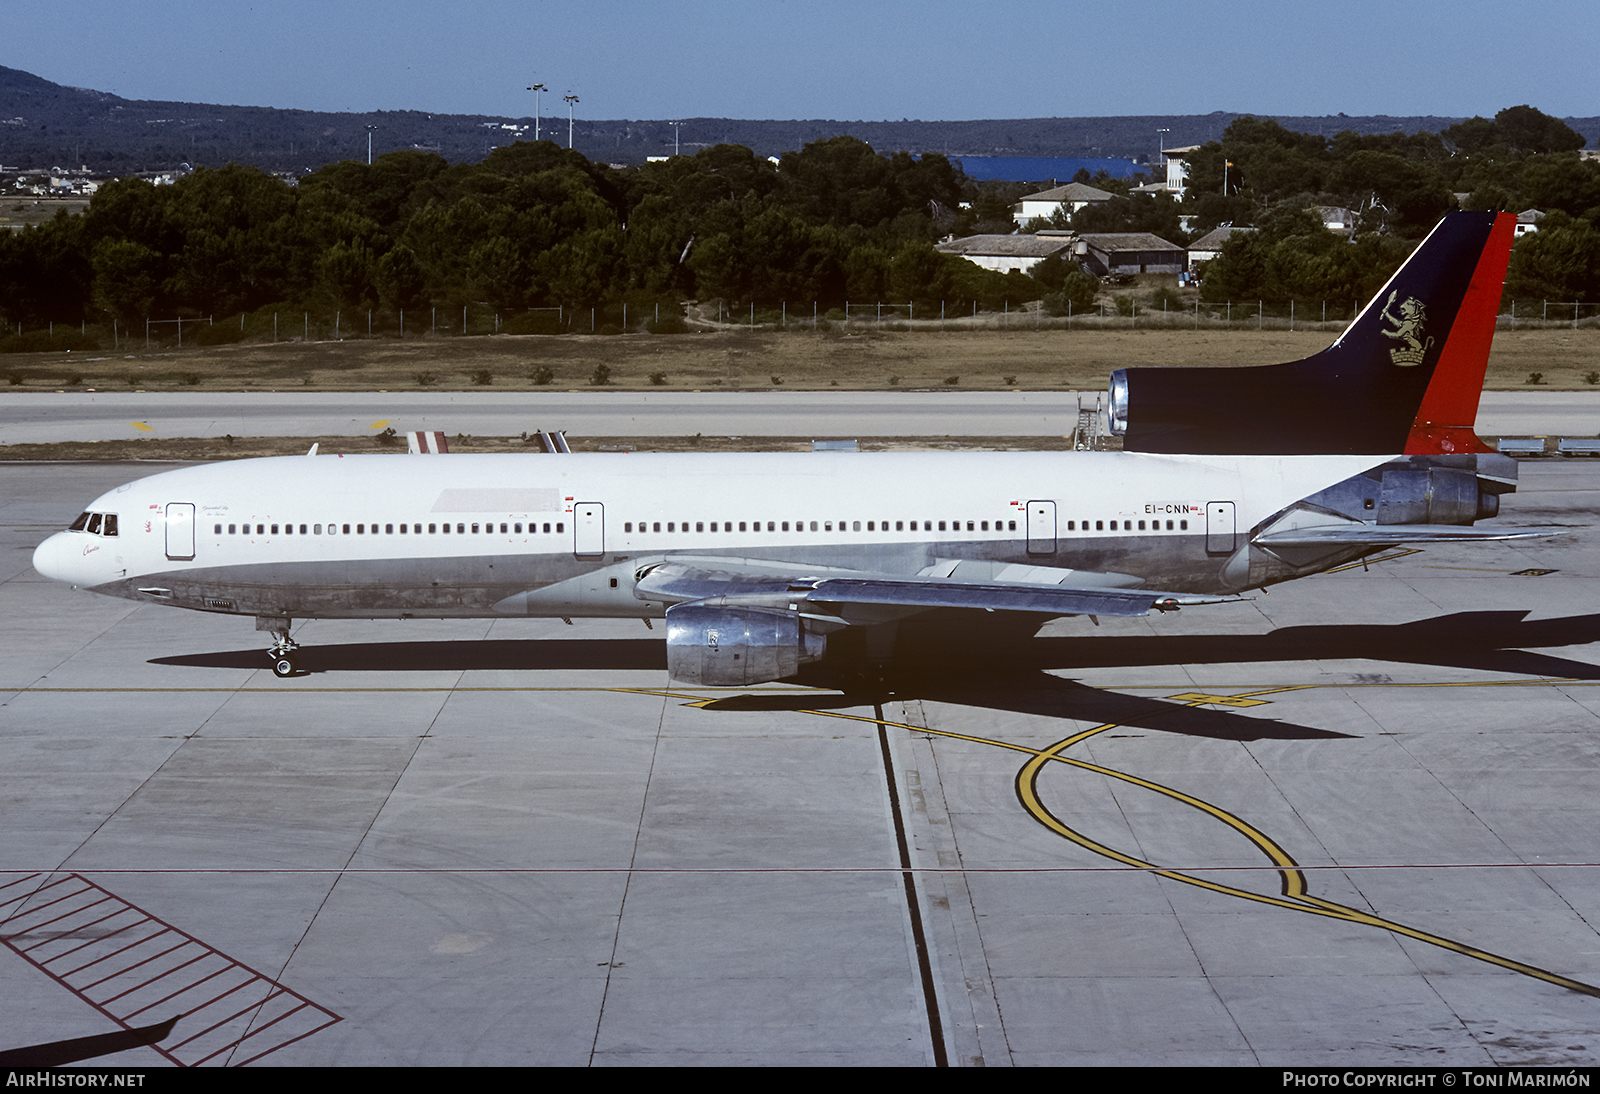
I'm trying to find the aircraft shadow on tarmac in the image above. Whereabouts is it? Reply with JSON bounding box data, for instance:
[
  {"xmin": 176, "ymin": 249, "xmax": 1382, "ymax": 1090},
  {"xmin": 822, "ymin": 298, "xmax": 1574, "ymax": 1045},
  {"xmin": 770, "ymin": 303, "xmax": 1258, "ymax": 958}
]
[{"xmin": 150, "ymin": 610, "xmax": 1600, "ymax": 744}]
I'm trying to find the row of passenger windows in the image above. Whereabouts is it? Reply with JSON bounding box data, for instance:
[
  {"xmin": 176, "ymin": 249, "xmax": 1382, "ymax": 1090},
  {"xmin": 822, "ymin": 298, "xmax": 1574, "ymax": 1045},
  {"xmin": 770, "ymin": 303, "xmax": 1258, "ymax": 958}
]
[
  {"xmin": 623, "ymin": 519, "xmax": 1021, "ymax": 534},
  {"xmin": 215, "ymin": 521, "xmax": 565, "ymax": 536},
  {"xmin": 210, "ymin": 516, "xmax": 1191, "ymax": 538},
  {"xmin": 68, "ymin": 511, "xmax": 119, "ymax": 537},
  {"xmin": 1071, "ymin": 519, "xmax": 1189, "ymax": 531},
  {"xmin": 618, "ymin": 518, "xmax": 1190, "ymax": 534}
]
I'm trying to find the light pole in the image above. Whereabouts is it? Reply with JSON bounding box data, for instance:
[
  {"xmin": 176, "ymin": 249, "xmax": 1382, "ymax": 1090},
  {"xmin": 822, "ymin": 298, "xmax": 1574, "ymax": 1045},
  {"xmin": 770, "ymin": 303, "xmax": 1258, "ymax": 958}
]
[
  {"xmin": 1156, "ymin": 127, "xmax": 1170, "ymax": 169},
  {"xmin": 527, "ymin": 83, "xmax": 546, "ymax": 141},
  {"xmin": 669, "ymin": 120, "xmax": 682, "ymax": 156},
  {"xmin": 564, "ymin": 93, "xmax": 579, "ymax": 150},
  {"xmin": 366, "ymin": 124, "xmax": 378, "ymax": 165}
]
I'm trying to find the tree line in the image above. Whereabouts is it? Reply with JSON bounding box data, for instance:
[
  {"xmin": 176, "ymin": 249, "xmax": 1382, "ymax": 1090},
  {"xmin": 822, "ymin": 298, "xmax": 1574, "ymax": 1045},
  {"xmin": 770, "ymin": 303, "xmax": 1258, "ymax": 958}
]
[
  {"xmin": 0, "ymin": 137, "xmax": 1054, "ymax": 333},
  {"xmin": 2, "ymin": 106, "xmax": 1597, "ymax": 339}
]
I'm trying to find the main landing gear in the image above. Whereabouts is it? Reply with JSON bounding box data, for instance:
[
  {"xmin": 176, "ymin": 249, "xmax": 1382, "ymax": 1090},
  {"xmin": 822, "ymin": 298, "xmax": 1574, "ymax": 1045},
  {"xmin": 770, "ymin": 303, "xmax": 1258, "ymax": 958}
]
[{"xmin": 258, "ymin": 615, "xmax": 301, "ymax": 677}]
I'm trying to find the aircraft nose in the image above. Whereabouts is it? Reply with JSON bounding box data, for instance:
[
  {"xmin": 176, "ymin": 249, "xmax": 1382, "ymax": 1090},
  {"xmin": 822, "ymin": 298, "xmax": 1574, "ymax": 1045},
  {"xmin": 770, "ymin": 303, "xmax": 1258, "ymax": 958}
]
[{"xmin": 32, "ymin": 532, "xmax": 91, "ymax": 585}]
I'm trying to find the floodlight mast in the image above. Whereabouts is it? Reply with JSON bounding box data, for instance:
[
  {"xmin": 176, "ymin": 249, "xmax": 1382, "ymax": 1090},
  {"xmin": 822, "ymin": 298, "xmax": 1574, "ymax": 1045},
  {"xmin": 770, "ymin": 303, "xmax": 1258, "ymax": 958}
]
[
  {"xmin": 564, "ymin": 93, "xmax": 579, "ymax": 150},
  {"xmin": 527, "ymin": 83, "xmax": 547, "ymax": 141},
  {"xmin": 366, "ymin": 124, "xmax": 378, "ymax": 165},
  {"xmin": 669, "ymin": 120, "xmax": 682, "ymax": 156}
]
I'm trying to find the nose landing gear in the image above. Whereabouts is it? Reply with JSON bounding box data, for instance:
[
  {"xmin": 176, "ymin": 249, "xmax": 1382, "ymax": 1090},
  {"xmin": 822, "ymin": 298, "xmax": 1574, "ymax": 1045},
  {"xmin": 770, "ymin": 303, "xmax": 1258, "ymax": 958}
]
[{"xmin": 258, "ymin": 615, "xmax": 301, "ymax": 677}]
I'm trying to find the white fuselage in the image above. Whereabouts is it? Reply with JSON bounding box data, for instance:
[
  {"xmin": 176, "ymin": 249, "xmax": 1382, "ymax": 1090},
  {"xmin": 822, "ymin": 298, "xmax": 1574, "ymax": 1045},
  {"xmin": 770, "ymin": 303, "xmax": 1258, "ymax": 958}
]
[{"xmin": 32, "ymin": 449, "xmax": 1389, "ymax": 621}]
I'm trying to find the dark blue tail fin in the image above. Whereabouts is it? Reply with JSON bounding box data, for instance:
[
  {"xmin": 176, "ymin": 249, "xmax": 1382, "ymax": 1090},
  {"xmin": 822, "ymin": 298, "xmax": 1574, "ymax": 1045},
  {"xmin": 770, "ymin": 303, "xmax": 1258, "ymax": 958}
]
[{"xmin": 1110, "ymin": 211, "xmax": 1516, "ymax": 455}]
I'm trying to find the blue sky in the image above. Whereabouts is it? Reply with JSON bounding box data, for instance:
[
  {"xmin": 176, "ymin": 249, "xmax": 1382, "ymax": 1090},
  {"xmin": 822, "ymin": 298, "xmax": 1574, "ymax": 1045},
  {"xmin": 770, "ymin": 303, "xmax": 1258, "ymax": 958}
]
[{"xmin": 6, "ymin": 1, "xmax": 1595, "ymax": 122}]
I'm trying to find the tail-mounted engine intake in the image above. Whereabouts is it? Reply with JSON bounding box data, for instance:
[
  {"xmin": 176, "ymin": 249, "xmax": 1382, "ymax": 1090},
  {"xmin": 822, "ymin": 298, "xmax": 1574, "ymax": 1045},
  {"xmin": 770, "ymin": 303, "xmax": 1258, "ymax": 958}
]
[{"xmin": 665, "ymin": 603, "xmax": 828, "ymax": 686}]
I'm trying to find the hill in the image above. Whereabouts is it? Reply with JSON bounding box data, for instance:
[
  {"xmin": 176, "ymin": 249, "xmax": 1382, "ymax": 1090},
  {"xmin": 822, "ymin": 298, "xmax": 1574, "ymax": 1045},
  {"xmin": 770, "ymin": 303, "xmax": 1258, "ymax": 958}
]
[{"xmin": 3, "ymin": 65, "xmax": 1595, "ymax": 173}]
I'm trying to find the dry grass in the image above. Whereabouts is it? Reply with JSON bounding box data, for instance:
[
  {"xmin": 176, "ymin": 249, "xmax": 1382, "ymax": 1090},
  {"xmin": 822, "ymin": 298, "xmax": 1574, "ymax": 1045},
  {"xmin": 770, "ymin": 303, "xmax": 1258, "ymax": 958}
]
[{"xmin": 1, "ymin": 325, "xmax": 1595, "ymax": 394}]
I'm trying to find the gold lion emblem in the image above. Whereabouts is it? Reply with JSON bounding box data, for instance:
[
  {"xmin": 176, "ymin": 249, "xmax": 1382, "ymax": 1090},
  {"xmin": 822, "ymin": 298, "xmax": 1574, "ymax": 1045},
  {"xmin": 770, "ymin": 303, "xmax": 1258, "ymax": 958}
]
[{"xmin": 1381, "ymin": 292, "xmax": 1434, "ymax": 367}]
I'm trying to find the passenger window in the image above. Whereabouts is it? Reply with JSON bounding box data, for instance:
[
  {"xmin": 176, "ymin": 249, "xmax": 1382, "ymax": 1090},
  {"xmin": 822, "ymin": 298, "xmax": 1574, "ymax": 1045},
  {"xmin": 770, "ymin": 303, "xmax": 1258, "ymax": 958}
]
[
  {"xmin": 937, "ymin": 521, "xmax": 946, "ymax": 531},
  {"xmin": 825, "ymin": 522, "xmax": 833, "ymax": 532},
  {"xmin": 1008, "ymin": 521, "xmax": 1016, "ymax": 531},
  {"xmin": 981, "ymin": 521, "xmax": 989, "ymax": 531},
  {"xmin": 1095, "ymin": 521, "xmax": 1103, "ymax": 531},
  {"xmin": 695, "ymin": 522, "xmax": 703, "ymax": 532},
  {"xmin": 314, "ymin": 524, "xmax": 322, "ymax": 535},
  {"xmin": 229, "ymin": 524, "xmax": 237, "ymax": 535},
  {"xmin": 357, "ymin": 524, "xmax": 364, "ymax": 534},
  {"xmin": 653, "ymin": 522, "xmax": 661, "ymax": 532},
  {"xmin": 853, "ymin": 521, "xmax": 861, "ymax": 531},
  {"xmin": 556, "ymin": 523, "xmax": 564, "ymax": 533},
  {"xmin": 213, "ymin": 523, "xmax": 222, "ymax": 535},
  {"xmin": 766, "ymin": 521, "xmax": 775, "ymax": 531},
  {"xmin": 923, "ymin": 521, "xmax": 931, "ymax": 531},
  {"xmin": 781, "ymin": 522, "xmax": 789, "ymax": 532},
  {"xmin": 1180, "ymin": 520, "xmax": 1188, "ymax": 530},
  {"xmin": 809, "ymin": 521, "xmax": 818, "ymax": 532},
  {"xmin": 342, "ymin": 524, "xmax": 350, "ymax": 534},
  {"xmin": 739, "ymin": 522, "xmax": 746, "ymax": 532},
  {"xmin": 1138, "ymin": 521, "xmax": 1146, "ymax": 531}
]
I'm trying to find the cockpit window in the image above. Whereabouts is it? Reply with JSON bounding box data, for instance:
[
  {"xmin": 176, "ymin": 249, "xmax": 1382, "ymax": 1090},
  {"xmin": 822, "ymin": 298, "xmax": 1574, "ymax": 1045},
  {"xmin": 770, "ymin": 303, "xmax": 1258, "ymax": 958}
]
[{"xmin": 70, "ymin": 511, "xmax": 120, "ymax": 536}]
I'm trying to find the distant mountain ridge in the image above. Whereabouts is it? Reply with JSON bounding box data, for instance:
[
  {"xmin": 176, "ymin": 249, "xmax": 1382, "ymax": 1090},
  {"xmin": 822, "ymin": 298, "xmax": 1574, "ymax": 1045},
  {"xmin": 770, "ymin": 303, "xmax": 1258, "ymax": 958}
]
[{"xmin": 2, "ymin": 65, "xmax": 1595, "ymax": 174}]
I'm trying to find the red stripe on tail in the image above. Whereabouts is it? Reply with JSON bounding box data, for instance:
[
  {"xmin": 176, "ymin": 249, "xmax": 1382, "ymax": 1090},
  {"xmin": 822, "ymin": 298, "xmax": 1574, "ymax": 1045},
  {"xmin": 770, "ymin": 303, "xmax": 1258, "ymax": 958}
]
[{"xmin": 1404, "ymin": 211, "xmax": 1517, "ymax": 455}]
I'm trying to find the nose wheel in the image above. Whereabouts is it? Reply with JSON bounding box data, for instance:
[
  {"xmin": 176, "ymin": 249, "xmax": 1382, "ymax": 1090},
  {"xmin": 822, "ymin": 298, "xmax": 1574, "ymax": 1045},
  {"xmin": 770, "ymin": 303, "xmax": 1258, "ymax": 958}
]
[{"xmin": 267, "ymin": 633, "xmax": 301, "ymax": 677}]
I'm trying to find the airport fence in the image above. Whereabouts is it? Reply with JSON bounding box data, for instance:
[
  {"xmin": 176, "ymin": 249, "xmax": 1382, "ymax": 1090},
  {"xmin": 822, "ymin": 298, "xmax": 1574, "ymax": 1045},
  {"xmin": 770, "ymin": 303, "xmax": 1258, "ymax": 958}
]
[{"xmin": 4, "ymin": 299, "xmax": 1599, "ymax": 355}]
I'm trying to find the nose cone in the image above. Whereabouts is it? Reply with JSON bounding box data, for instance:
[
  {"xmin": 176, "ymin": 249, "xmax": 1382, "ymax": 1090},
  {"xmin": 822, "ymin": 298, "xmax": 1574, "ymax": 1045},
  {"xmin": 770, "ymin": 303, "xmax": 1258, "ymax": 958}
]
[{"xmin": 33, "ymin": 532, "xmax": 94, "ymax": 585}]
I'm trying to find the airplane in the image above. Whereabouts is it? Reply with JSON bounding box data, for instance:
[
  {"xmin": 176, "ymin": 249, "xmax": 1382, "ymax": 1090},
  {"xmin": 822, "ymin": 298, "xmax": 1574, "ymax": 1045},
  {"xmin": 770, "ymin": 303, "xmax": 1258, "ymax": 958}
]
[{"xmin": 32, "ymin": 211, "xmax": 1554, "ymax": 685}]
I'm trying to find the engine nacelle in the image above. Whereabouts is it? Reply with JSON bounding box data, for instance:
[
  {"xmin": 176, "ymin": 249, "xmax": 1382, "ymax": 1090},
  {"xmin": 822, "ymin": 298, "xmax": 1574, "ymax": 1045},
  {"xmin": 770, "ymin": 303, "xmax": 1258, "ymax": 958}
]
[
  {"xmin": 665, "ymin": 603, "xmax": 828, "ymax": 686},
  {"xmin": 1376, "ymin": 467, "xmax": 1486, "ymax": 525}
]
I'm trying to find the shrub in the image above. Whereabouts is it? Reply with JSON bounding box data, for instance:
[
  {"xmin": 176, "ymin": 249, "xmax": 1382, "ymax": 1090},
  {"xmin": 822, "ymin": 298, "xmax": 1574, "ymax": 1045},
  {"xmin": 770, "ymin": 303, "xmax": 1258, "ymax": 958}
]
[
  {"xmin": 770, "ymin": 375, "xmax": 784, "ymax": 385},
  {"xmin": 176, "ymin": 372, "xmax": 200, "ymax": 386},
  {"xmin": 647, "ymin": 314, "xmax": 688, "ymax": 334},
  {"xmin": 415, "ymin": 370, "xmax": 437, "ymax": 386},
  {"xmin": 66, "ymin": 374, "xmax": 83, "ymax": 385},
  {"xmin": 649, "ymin": 370, "xmax": 668, "ymax": 385},
  {"xmin": 504, "ymin": 311, "xmax": 568, "ymax": 335},
  {"xmin": 529, "ymin": 366, "xmax": 554, "ymax": 385},
  {"xmin": 469, "ymin": 368, "xmax": 493, "ymax": 385},
  {"xmin": 944, "ymin": 375, "xmax": 960, "ymax": 385},
  {"xmin": 1586, "ymin": 372, "xmax": 1599, "ymax": 385},
  {"xmin": 375, "ymin": 427, "xmax": 400, "ymax": 447},
  {"xmin": 1526, "ymin": 371, "xmax": 1545, "ymax": 385},
  {"xmin": 194, "ymin": 323, "xmax": 245, "ymax": 346},
  {"xmin": 590, "ymin": 364, "xmax": 611, "ymax": 386}
]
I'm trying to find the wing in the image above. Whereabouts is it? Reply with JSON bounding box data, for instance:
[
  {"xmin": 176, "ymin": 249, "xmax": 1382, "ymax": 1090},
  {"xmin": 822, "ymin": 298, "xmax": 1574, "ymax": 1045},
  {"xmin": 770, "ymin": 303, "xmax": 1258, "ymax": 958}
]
[
  {"xmin": 632, "ymin": 556, "xmax": 1244, "ymax": 623},
  {"xmin": 1254, "ymin": 525, "xmax": 1561, "ymax": 547}
]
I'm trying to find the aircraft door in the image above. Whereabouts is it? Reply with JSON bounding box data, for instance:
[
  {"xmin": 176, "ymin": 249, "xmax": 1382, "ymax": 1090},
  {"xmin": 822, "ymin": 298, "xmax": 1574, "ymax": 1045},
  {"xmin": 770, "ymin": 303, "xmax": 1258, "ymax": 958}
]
[
  {"xmin": 574, "ymin": 502, "xmax": 604, "ymax": 556},
  {"xmin": 1206, "ymin": 501, "xmax": 1236, "ymax": 554},
  {"xmin": 165, "ymin": 503, "xmax": 196, "ymax": 561},
  {"xmin": 1026, "ymin": 500, "xmax": 1057, "ymax": 555}
]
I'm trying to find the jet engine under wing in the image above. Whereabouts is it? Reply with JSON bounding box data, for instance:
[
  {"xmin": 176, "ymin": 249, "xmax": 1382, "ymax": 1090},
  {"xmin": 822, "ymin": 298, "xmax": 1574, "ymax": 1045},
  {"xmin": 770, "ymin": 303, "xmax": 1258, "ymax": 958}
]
[
  {"xmin": 1254, "ymin": 526, "xmax": 1562, "ymax": 548},
  {"xmin": 633, "ymin": 559, "xmax": 1245, "ymax": 622}
]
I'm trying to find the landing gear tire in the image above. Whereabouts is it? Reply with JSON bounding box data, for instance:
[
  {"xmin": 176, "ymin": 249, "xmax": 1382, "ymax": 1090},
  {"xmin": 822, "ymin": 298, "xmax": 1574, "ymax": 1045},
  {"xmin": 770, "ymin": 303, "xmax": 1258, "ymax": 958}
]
[{"xmin": 271, "ymin": 654, "xmax": 297, "ymax": 678}]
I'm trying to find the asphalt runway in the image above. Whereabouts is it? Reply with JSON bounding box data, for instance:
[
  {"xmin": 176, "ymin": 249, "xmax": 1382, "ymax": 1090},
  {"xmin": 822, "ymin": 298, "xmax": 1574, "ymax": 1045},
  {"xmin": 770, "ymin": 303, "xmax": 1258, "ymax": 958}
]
[
  {"xmin": 4, "ymin": 458, "xmax": 1600, "ymax": 1065},
  {"xmin": 2, "ymin": 389, "xmax": 1599, "ymax": 444}
]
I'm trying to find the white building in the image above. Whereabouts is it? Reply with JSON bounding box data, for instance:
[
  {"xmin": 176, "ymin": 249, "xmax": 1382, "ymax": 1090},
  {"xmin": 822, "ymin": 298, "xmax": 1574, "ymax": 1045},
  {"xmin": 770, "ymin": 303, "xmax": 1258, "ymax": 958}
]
[
  {"xmin": 1515, "ymin": 209, "xmax": 1544, "ymax": 237},
  {"xmin": 936, "ymin": 233, "xmax": 1076, "ymax": 275},
  {"xmin": 1011, "ymin": 182, "xmax": 1113, "ymax": 228}
]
